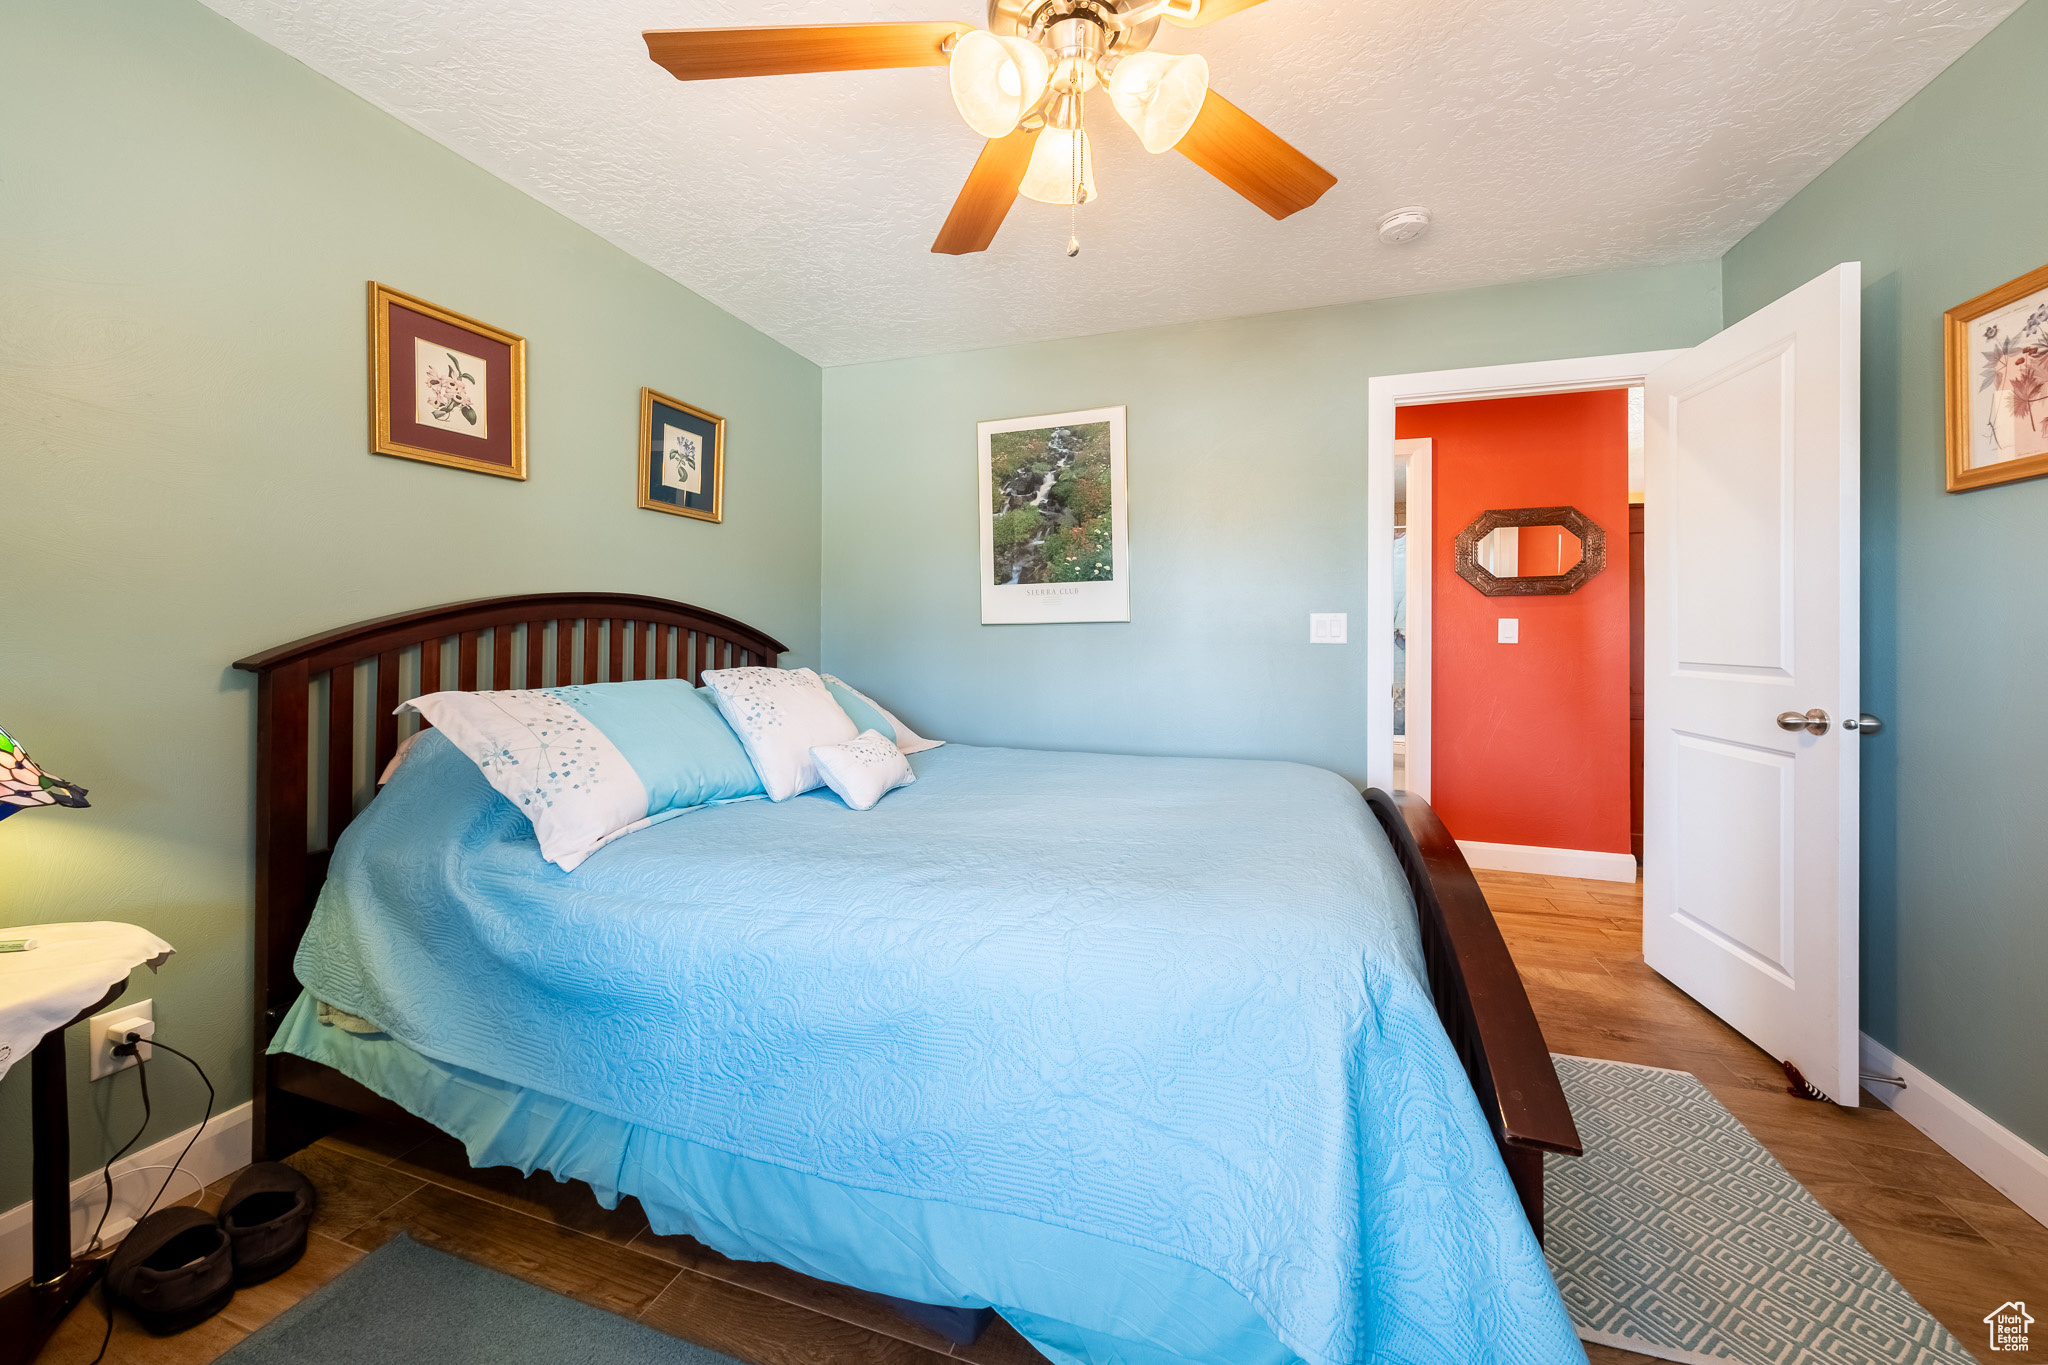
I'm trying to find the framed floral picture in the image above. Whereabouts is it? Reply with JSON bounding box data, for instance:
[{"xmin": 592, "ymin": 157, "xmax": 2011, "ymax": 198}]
[
  {"xmin": 1945, "ymin": 260, "xmax": 2048, "ymax": 492},
  {"xmin": 369, "ymin": 282, "xmax": 527, "ymax": 479},
  {"xmin": 977, "ymin": 405, "xmax": 1129, "ymax": 624},
  {"xmin": 638, "ymin": 387, "xmax": 725, "ymax": 523}
]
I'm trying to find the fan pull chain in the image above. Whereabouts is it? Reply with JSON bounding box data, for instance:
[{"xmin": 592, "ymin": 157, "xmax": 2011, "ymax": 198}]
[{"xmin": 1067, "ymin": 96, "xmax": 1084, "ymax": 257}]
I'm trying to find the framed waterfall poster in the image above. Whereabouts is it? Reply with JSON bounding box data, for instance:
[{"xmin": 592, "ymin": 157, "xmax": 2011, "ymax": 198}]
[{"xmin": 977, "ymin": 405, "xmax": 1129, "ymax": 624}]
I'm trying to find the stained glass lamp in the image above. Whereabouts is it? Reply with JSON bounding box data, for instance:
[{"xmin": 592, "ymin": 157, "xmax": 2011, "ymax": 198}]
[
  {"xmin": 0, "ymin": 727, "xmax": 88, "ymax": 820},
  {"xmin": 0, "ymin": 724, "xmax": 96, "ymax": 1364}
]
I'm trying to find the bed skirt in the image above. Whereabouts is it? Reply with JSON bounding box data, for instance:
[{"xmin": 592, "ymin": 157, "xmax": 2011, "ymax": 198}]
[{"xmin": 272, "ymin": 992, "xmax": 1312, "ymax": 1365}]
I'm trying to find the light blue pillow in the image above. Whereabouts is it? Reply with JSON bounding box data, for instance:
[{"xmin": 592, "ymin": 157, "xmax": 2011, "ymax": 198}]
[
  {"xmin": 821, "ymin": 676, "xmax": 896, "ymax": 743},
  {"xmin": 554, "ymin": 681, "xmax": 764, "ymax": 811},
  {"xmin": 401, "ymin": 679, "xmax": 762, "ymax": 870}
]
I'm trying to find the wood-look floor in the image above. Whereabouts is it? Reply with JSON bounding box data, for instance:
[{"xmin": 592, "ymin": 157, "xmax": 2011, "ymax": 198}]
[
  {"xmin": 37, "ymin": 871, "xmax": 2048, "ymax": 1365},
  {"xmin": 1483, "ymin": 869, "xmax": 2047, "ymax": 1365}
]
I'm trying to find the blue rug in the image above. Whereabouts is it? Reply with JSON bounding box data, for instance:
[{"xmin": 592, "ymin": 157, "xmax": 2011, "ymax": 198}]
[
  {"xmin": 1546, "ymin": 1055, "xmax": 1975, "ymax": 1365},
  {"xmin": 214, "ymin": 1234, "xmax": 744, "ymax": 1365}
]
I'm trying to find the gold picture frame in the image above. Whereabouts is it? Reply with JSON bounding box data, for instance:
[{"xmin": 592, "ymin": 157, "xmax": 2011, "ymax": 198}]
[
  {"xmin": 1945, "ymin": 260, "xmax": 2048, "ymax": 493},
  {"xmin": 638, "ymin": 386, "xmax": 725, "ymax": 523},
  {"xmin": 369, "ymin": 282, "xmax": 527, "ymax": 479}
]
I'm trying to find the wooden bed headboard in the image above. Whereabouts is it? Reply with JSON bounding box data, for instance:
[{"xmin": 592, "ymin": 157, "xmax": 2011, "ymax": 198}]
[{"xmin": 232, "ymin": 593, "xmax": 785, "ymax": 1049}]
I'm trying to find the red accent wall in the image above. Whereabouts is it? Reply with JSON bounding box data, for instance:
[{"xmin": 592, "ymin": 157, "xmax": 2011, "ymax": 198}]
[{"xmin": 1397, "ymin": 390, "xmax": 1631, "ymax": 854}]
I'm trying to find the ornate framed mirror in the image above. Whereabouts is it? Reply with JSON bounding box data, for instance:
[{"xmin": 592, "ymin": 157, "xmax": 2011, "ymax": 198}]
[{"xmin": 1452, "ymin": 505, "xmax": 1606, "ymax": 596}]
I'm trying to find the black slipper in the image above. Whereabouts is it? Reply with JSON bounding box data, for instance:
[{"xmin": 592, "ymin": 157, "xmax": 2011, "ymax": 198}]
[
  {"xmin": 104, "ymin": 1206, "xmax": 235, "ymax": 1335},
  {"xmin": 217, "ymin": 1162, "xmax": 317, "ymax": 1286}
]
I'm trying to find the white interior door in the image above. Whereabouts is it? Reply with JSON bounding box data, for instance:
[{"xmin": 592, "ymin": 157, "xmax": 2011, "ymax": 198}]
[{"xmin": 1642, "ymin": 262, "xmax": 1861, "ymax": 1104}]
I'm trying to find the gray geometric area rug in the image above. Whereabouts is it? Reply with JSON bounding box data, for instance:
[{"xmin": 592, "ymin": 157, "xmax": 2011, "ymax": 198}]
[
  {"xmin": 215, "ymin": 1234, "xmax": 745, "ymax": 1365},
  {"xmin": 1545, "ymin": 1055, "xmax": 1975, "ymax": 1365}
]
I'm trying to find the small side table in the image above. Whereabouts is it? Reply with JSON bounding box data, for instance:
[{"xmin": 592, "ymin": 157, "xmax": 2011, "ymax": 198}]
[
  {"xmin": 0, "ymin": 925, "xmax": 175, "ymax": 1365},
  {"xmin": 0, "ymin": 981, "xmax": 129, "ymax": 1365}
]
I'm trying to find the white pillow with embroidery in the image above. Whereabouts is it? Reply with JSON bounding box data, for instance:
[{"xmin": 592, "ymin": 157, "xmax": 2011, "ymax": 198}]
[
  {"xmin": 700, "ymin": 667, "xmax": 859, "ymax": 801},
  {"xmin": 399, "ymin": 690, "xmax": 648, "ymax": 871},
  {"xmin": 811, "ymin": 730, "xmax": 916, "ymax": 811},
  {"xmin": 819, "ymin": 675, "xmax": 945, "ymax": 755},
  {"xmin": 398, "ymin": 682, "xmax": 765, "ymax": 870}
]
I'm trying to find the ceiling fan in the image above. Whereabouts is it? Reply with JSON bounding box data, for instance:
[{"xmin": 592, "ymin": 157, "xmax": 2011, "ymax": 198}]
[{"xmin": 643, "ymin": 0, "xmax": 1336, "ymax": 256}]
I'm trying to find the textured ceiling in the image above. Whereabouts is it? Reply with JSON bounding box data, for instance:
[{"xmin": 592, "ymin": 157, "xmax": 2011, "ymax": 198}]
[{"xmin": 200, "ymin": 0, "xmax": 2015, "ymax": 365}]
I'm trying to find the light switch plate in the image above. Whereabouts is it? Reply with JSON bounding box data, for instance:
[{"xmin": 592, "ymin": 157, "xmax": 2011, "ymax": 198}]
[
  {"xmin": 1497, "ymin": 618, "xmax": 1519, "ymax": 643},
  {"xmin": 90, "ymin": 998, "xmax": 153, "ymax": 1080},
  {"xmin": 1309, "ymin": 613, "xmax": 1347, "ymax": 644}
]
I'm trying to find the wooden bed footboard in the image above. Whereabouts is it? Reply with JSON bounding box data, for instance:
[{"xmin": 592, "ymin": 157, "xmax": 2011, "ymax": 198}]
[{"xmin": 1363, "ymin": 788, "xmax": 1582, "ymax": 1236}]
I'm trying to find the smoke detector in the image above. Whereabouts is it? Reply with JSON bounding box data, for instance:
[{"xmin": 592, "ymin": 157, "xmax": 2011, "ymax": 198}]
[{"xmin": 1378, "ymin": 207, "xmax": 1431, "ymax": 245}]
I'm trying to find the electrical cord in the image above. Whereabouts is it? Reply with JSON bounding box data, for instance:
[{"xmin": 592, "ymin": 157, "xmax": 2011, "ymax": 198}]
[
  {"xmin": 135, "ymin": 1039, "xmax": 214, "ymax": 1219},
  {"xmin": 84, "ymin": 1163, "xmax": 206, "ymax": 1210},
  {"xmin": 83, "ymin": 1030, "xmax": 215, "ymax": 1365},
  {"xmin": 82, "ymin": 1049, "xmax": 152, "ymax": 1259}
]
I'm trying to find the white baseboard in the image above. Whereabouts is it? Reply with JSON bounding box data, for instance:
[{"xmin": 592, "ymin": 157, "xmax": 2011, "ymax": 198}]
[
  {"xmin": 1860, "ymin": 1034, "xmax": 2048, "ymax": 1231},
  {"xmin": 1, "ymin": 1101, "xmax": 251, "ymax": 1288},
  {"xmin": 1457, "ymin": 839, "xmax": 1639, "ymax": 883}
]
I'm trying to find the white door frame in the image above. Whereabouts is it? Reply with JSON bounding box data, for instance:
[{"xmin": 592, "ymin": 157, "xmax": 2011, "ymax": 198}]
[
  {"xmin": 1392, "ymin": 437, "xmax": 1433, "ymax": 796},
  {"xmin": 1365, "ymin": 350, "xmax": 1684, "ymax": 792}
]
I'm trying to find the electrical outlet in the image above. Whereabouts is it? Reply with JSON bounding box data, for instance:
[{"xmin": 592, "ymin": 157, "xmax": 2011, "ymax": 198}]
[{"xmin": 90, "ymin": 998, "xmax": 153, "ymax": 1080}]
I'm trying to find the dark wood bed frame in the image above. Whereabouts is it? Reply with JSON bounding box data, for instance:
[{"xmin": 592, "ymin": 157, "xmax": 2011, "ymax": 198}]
[{"xmin": 232, "ymin": 591, "xmax": 1579, "ymax": 1256}]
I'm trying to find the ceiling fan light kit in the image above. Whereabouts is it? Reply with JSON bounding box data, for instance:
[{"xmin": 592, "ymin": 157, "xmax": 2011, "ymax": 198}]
[
  {"xmin": 1107, "ymin": 51, "xmax": 1210, "ymax": 154},
  {"xmin": 949, "ymin": 30, "xmax": 1050, "ymax": 138},
  {"xmin": 1021, "ymin": 125, "xmax": 1097, "ymax": 205},
  {"xmin": 642, "ymin": 0, "xmax": 1336, "ymax": 255}
]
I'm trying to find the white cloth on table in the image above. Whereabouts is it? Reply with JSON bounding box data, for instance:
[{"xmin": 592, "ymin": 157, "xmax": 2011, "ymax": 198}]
[{"xmin": 0, "ymin": 922, "xmax": 174, "ymax": 1081}]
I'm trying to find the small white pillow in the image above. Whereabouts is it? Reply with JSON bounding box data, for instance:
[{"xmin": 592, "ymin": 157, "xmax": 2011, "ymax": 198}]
[
  {"xmin": 701, "ymin": 667, "xmax": 858, "ymax": 802},
  {"xmin": 811, "ymin": 730, "xmax": 916, "ymax": 811}
]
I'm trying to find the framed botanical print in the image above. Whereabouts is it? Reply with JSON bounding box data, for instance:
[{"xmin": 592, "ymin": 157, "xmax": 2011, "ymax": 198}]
[
  {"xmin": 1945, "ymin": 260, "xmax": 2048, "ymax": 492},
  {"xmin": 638, "ymin": 387, "xmax": 725, "ymax": 523},
  {"xmin": 369, "ymin": 282, "xmax": 527, "ymax": 479},
  {"xmin": 977, "ymin": 405, "xmax": 1129, "ymax": 624}
]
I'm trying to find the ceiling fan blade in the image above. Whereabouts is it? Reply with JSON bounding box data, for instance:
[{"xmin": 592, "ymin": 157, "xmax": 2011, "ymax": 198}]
[
  {"xmin": 1166, "ymin": 0, "xmax": 1273, "ymax": 27},
  {"xmin": 1174, "ymin": 90, "xmax": 1336, "ymax": 219},
  {"xmin": 644, "ymin": 23, "xmax": 971, "ymax": 81},
  {"xmin": 932, "ymin": 127, "xmax": 1042, "ymax": 255}
]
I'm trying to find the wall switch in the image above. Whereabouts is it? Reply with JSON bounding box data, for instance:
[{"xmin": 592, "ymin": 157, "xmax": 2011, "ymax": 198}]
[
  {"xmin": 1309, "ymin": 613, "xmax": 1348, "ymax": 644},
  {"xmin": 1497, "ymin": 618, "xmax": 1519, "ymax": 643},
  {"xmin": 90, "ymin": 998, "xmax": 153, "ymax": 1080}
]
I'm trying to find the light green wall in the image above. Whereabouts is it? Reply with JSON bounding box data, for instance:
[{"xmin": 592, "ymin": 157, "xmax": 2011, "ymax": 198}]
[
  {"xmin": 1724, "ymin": 0, "xmax": 2048, "ymax": 1151},
  {"xmin": 822, "ymin": 264, "xmax": 1721, "ymax": 779},
  {"xmin": 0, "ymin": 0, "xmax": 822, "ymax": 1204}
]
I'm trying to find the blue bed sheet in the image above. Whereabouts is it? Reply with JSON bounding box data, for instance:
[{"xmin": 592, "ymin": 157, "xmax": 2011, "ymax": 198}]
[{"xmin": 288, "ymin": 732, "xmax": 1581, "ymax": 1365}]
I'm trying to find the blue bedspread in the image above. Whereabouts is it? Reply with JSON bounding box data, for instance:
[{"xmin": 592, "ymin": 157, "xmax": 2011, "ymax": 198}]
[{"xmin": 293, "ymin": 733, "xmax": 1581, "ymax": 1365}]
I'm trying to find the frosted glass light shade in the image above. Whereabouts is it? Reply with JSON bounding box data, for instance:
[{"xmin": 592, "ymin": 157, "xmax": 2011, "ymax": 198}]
[
  {"xmin": 1107, "ymin": 51, "xmax": 1209, "ymax": 153},
  {"xmin": 1019, "ymin": 126, "xmax": 1097, "ymax": 205},
  {"xmin": 949, "ymin": 31, "xmax": 1050, "ymax": 139}
]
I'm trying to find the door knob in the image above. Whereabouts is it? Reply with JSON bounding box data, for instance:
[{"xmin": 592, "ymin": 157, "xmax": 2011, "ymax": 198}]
[
  {"xmin": 1844, "ymin": 713, "xmax": 1884, "ymax": 735},
  {"xmin": 1776, "ymin": 708, "xmax": 1830, "ymax": 735}
]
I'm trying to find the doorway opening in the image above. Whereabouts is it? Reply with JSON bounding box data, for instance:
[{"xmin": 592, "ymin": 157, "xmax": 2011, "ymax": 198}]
[{"xmin": 1367, "ymin": 351, "xmax": 1680, "ymax": 884}]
